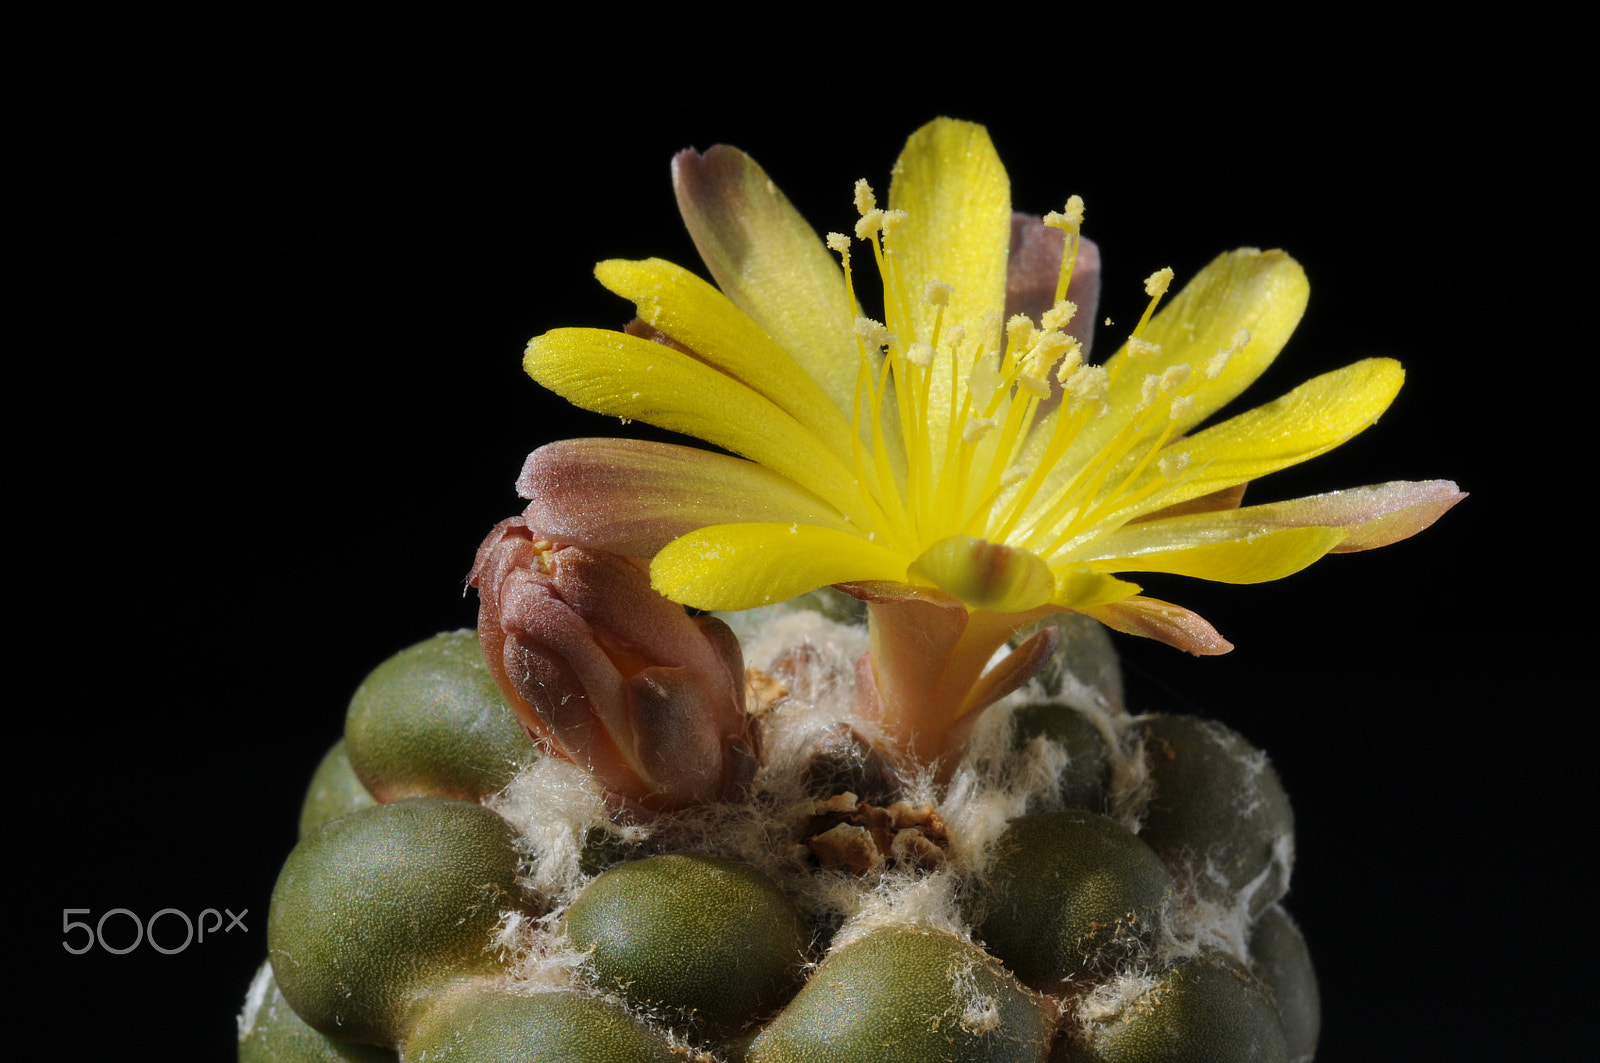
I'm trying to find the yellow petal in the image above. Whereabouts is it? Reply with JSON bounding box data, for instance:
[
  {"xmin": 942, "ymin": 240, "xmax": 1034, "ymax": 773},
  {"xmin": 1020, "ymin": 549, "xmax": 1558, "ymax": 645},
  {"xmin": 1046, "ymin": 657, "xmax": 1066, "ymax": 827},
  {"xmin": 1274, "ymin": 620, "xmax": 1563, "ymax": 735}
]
[
  {"xmin": 652, "ymin": 524, "xmax": 908, "ymax": 611},
  {"xmin": 525, "ymin": 328, "xmax": 862, "ymax": 516},
  {"xmin": 888, "ymin": 118, "xmax": 1011, "ymax": 343},
  {"xmin": 1119, "ymin": 357, "xmax": 1406, "ymax": 519},
  {"xmin": 1099, "ymin": 479, "xmax": 1464, "ymax": 560},
  {"xmin": 519, "ymin": 439, "xmax": 857, "ymax": 558},
  {"xmin": 1108, "ymin": 249, "xmax": 1308, "ymax": 432},
  {"xmin": 1053, "ymin": 566, "xmax": 1143, "ymax": 609},
  {"xmin": 1090, "ymin": 525, "xmax": 1346, "ymax": 583},
  {"xmin": 1023, "ymin": 249, "xmax": 1308, "ymax": 485},
  {"xmin": 888, "ymin": 119, "xmax": 1011, "ymax": 460},
  {"xmin": 1279, "ymin": 480, "xmax": 1466, "ymax": 552},
  {"xmin": 672, "ymin": 146, "xmax": 859, "ymax": 417},
  {"xmin": 595, "ymin": 258, "xmax": 855, "ymax": 464}
]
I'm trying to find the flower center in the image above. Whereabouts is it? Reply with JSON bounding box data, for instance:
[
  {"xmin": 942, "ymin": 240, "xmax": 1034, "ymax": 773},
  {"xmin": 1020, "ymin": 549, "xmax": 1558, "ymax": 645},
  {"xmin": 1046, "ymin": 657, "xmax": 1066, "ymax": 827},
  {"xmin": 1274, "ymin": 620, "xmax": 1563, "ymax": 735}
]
[{"xmin": 827, "ymin": 183, "xmax": 1226, "ymax": 605}]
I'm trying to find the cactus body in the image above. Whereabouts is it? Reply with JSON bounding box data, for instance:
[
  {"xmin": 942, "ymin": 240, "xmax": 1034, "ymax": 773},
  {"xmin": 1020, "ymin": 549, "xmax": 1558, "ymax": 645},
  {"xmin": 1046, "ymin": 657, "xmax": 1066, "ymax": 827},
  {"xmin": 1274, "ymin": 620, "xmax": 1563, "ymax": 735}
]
[
  {"xmin": 748, "ymin": 925, "xmax": 1054, "ymax": 1063},
  {"xmin": 244, "ymin": 604, "xmax": 1317, "ymax": 1061},
  {"xmin": 562, "ymin": 854, "xmax": 806, "ymax": 1029},
  {"xmin": 267, "ymin": 797, "xmax": 525, "ymax": 1045}
]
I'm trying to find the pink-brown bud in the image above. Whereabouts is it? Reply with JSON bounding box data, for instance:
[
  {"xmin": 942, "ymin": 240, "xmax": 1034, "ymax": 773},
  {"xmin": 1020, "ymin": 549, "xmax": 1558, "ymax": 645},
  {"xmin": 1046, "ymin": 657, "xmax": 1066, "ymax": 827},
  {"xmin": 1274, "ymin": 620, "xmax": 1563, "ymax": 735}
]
[{"xmin": 470, "ymin": 517, "xmax": 754, "ymax": 813}]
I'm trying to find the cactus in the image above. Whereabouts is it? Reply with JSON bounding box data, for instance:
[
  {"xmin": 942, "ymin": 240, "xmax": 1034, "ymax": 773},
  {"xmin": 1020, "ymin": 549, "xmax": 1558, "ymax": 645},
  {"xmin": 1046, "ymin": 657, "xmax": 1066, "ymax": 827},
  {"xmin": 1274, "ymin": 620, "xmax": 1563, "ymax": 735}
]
[
  {"xmin": 248, "ymin": 610, "xmax": 1322, "ymax": 1062},
  {"xmin": 243, "ymin": 118, "xmax": 1459, "ymax": 1061}
]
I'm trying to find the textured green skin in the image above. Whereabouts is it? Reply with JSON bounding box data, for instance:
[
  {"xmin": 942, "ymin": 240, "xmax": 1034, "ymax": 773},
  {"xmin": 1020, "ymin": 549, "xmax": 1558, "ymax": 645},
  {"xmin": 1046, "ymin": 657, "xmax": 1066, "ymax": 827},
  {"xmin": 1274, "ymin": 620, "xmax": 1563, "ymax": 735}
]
[
  {"xmin": 238, "ymin": 962, "xmax": 396, "ymax": 1063},
  {"xmin": 344, "ymin": 631, "xmax": 532, "ymax": 802},
  {"xmin": 1010, "ymin": 703, "xmax": 1112, "ymax": 810},
  {"xmin": 1248, "ymin": 906, "xmax": 1320, "ymax": 1061},
  {"xmin": 402, "ymin": 987, "xmax": 678, "ymax": 1062},
  {"xmin": 1052, "ymin": 954, "xmax": 1288, "ymax": 1063},
  {"xmin": 267, "ymin": 798, "xmax": 523, "ymax": 1045},
  {"xmin": 978, "ymin": 811, "xmax": 1172, "ymax": 988},
  {"xmin": 563, "ymin": 854, "xmax": 804, "ymax": 1029},
  {"xmin": 748, "ymin": 926, "xmax": 1053, "ymax": 1063},
  {"xmin": 298, "ymin": 739, "xmax": 379, "ymax": 838},
  {"xmin": 1136, "ymin": 716, "xmax": 1293, "ymax": 918}
]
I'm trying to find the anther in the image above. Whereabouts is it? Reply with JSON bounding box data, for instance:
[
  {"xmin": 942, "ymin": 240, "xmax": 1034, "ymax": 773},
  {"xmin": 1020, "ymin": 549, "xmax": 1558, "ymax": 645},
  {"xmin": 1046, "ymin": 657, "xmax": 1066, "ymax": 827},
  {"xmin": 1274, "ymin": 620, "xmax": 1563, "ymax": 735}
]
[
  {"xmin": 854, "ymin": 209, "xmax": 884, "ymax": 240},
  {"xmin": 1054, "ymin": 341, "xmax": 1084, "ymax": 383},
  {"xmin": 1141, "ymin": 373, "xmax": 1162, "ymax": 409},
  {"xmin": 1041, "ymin": 299, "xmax": 1077, "ymax": 332},
  {"xmin": 1144, "ymin": 268, "xmax": 1174, "ymax": 298},
  {"xmin": 1044, "ymin": 195, "xmax": 1085, "ymax": 234},
  {"xmin": 924, "ymin": 281, "xmax": 953, "ymax": 307},
  {"xmin": 980, "ymin": 313, "xmax": 1003, "ymax": 352},
  {"xmin": 1205, "ymin": 328, "xmax": 1250, "ymax": 378},
  {"xmin": 1018, "ymin": 365, "xmax": 1052, "ymax": 398},
  {"xmin": 1066, "ymin": 365, "xmax": 1109, "ymax": 411},
  {"xmin": 854, "ymin": 179, "xmax": 877, "ymax": 216},
  {"xmin": 854, "ymin": 317, "xmax": 893, "ymax": 351},
  {"xmin": 1127, "ymin": 338, "xmax": 1162, "ymax": 361},
  {"xmin": 963, "ymin": 416, "xmax": 997, "ymax": 442},
  {"xmin": 1005, "ymin": 314, "xmax": 1035, "ymax": 356},
  {"xmin": 907, "ymin": 342, "xmax": 934, "ymax": 368}
]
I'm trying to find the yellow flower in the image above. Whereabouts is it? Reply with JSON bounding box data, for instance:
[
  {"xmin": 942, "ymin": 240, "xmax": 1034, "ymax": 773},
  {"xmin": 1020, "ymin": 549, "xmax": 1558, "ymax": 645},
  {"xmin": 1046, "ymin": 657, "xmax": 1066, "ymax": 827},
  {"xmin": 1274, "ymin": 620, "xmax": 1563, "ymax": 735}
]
[{"xmin": 520, "ymin": 118, "xmax": 1461, "ymax": 763}]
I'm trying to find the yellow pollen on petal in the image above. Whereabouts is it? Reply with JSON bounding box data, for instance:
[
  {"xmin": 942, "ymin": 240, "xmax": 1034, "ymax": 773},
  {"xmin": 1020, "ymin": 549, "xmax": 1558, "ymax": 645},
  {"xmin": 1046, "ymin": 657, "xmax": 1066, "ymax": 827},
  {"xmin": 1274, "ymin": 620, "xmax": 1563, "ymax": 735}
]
[
  {"xmin": 1128, "ymin": 337, "xmax": 1162, "ymax": 361},
  {"xmin": 1158, "ymin": 452, "xmax": 1191, "ymax": 478}
]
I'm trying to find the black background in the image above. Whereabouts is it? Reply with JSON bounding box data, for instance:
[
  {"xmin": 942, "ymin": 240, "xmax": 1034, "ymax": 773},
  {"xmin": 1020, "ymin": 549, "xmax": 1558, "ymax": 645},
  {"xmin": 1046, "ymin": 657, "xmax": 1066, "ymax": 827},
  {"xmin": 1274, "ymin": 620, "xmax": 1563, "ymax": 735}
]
[{"xmin": 23, "ymin": 38, "xmax": 1575, "ymax": 1060}]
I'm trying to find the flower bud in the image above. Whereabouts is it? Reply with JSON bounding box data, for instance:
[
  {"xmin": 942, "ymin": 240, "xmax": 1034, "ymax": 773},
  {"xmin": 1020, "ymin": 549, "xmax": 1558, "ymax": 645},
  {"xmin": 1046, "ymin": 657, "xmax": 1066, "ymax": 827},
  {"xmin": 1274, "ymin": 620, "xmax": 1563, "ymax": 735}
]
[{"xmin": 470, "ymin": 517, "xmax": 753, "ymax": 812}]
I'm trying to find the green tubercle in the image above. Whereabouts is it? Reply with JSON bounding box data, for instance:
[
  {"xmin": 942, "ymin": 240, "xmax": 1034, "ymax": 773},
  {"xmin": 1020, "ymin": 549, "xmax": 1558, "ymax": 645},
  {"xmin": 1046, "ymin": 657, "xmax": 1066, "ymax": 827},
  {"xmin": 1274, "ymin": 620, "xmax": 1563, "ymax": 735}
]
[
  {"xmin": 267, "ymin": 797, "xmax": 528, "ymax": 1046},
  {"xmin": 344, "ymin": 630, "xmax": 533, "ymax": 802}
]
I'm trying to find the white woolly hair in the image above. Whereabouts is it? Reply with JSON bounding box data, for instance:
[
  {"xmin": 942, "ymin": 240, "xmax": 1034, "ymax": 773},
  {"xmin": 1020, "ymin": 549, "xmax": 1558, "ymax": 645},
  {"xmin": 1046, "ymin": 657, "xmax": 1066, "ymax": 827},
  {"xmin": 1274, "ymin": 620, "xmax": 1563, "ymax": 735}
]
[{"xmin": 476, "ymin": 596, "xmax": 1292, "ymax": 1038}]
